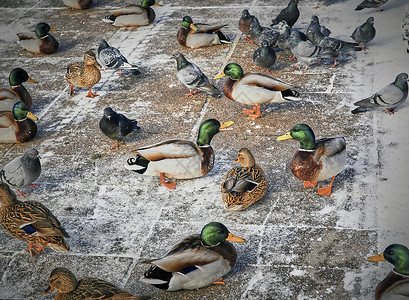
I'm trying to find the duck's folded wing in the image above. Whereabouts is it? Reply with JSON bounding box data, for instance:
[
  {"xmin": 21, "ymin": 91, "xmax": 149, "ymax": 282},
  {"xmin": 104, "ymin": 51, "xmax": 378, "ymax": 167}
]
[
  {"xmin": 110, "ymin": 5, "xmax": 144, "ymax": 16},
  {"xmin": 137, "ymin": 140, "xmax": 199, "ymax": 161},
  {"xmin": 315, "ymin": 137, "xmax": 346, "ymax": 160},
  {"xmin": 241, "ymin": 73, "xmax": 295, "ymax": 91},
  {"xmin": 17, "ymin": 31, "xmax": 38, "ymax": 40},
  {"xmin": 195, "ymin": 23, "xmax": 227, "ymax": 33}
]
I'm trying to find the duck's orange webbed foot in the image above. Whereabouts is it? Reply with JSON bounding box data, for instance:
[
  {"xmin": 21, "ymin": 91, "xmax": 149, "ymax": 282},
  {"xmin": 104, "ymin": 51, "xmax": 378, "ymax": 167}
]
[
  {"xmin": 160, "ymin": 173, "xmax": 176, "ymax": 189},
  {"xmin": 86, "ymin": 88, "xmax": 99, "ymax": 98},
  {"xmin": 248, "ymin": 105, "xmax": 262, "ymax": 119},
  {"xmin": 185, "ymin": 89, "xmax": 199, "ymax": 96},
  {"xmin": 112, "ymin": 141, "xmax": 120, "ymax": 149},
  {"xmin": 212, "ymin": 277, "xmax": 225, "ymax": 285},
  {"xmin": 18, "ymin": 190, "xmax": 29, "ymax": 197},
  {"xmin": 303, "ymin": 181, "xmax": 318, "ymax": 188},
  {"xmin": 317, "ymin": 177, "xmax": 335, "ymax": 197},
  {"xmin": 26, "ymin": 242, "xmax": 45, "ymax": 257}
]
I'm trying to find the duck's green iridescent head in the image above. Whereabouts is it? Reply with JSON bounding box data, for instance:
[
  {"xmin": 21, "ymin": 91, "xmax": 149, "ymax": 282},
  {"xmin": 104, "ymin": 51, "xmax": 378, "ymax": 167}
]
[
  {"xmin": 13, "ymin": 102, "xmax": 38, "ymax": 121},
  {"xmin": 368, "ymin": 244, "xmax": 409, "ymax": 275},
  {"xmin": 214, "ymin": 63, "xmax": 244, "ymax": 81},
  {"xmin": 276, "ymin": 124, "xmax": 316, "ymax": 150},
  {"xmin": 196, "ymin": 119, "xmax": 233, "ymax": 147},
  {"xmin": 181, "ymin": 16, "xmax": 197, "ymax": 31},
  {"xmin": 141, "ymin": 0, "xmax": 162, "ymax": 7},
  {"xmin": 9, "ymin": 68, "xmax": 38, "ymax": 86},
  {"xmin": 35, "ymin": 23, "xmax": 57, "ymax": 38},
  {"xmin": 200, "ymin": 222, "xmax": 245, "ymax": 247}
]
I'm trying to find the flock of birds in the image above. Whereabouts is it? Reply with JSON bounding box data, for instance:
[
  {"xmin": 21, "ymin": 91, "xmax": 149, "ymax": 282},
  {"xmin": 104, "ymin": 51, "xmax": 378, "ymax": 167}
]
[{"xmin": 0, "ymin": 0, "xmax": 409, "ymax": 299}]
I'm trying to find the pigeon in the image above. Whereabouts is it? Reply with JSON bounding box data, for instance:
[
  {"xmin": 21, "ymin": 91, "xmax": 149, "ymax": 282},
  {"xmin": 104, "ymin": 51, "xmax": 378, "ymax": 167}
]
[
  {"xmin": 351, "ymin": 17, "xmax": 376, "ymax": 50},
  {"xmin": 403, "ymin": 11, "xmax": 409, "ymax": 53},
  {"xmin": 99, "ymin": 107, "xmax": 140, "ymax": 149},
  {"xmin": 250, "ymin": 18, "xmax": 279, "ymax": 47},
  {"xmin": 271, "ymin": 0, "xmax": 300, "ymax": 28},
  {"xmin": 97, "ymin": 39, "xmax": 140, "ymax": 75},
  {"xmin": 171, "ymin": 51, "xmax": 220, "ymax": 97},
  {"xmin": 289, "ymin": 30, "xmax": 336, "ymax": 69},
  {"xmin": 238, "ymin": 10, "xmax": 257, "ymax": 41},
  {"xmin": 253, "ymin": 40, "xmax": 276, "ymax": 73},
  {"xmin": 355, "ymin": 0, "xmax": 388, "ymax": 12},
  {"xmin": 0, "ymin": 149, "xmax": 41, "ymax": 197},
  {"xmin": 276, "ymin": 20, "xmax": 308, "ymax": 51},
  {"xmin": 352, "ymin": 73, "xmax": 409, "ymax": 114},
  {"xmin": 306, "ymin": 15, "xmax": 331, "ymax": 46}
]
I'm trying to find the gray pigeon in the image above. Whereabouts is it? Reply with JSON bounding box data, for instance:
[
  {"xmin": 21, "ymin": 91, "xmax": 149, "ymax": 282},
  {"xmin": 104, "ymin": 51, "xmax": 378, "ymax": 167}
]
[
  {"xmin": 289, "ymin": 30, "xmax": 336, "ymax": 69},
  {"xmin": 270, "ymin": 0, "xmax": 300, "ymax": 28},
  {"xmin": 352, "ymin": 73, "xmax": 409, "ymax": 114},
  {"xmin": 306, "ymin": 15, "xmax": 331, "ymax": 46},
  {"xmin": 238, "ymin": 10, "xmax": 257, "ymax": 41},
  {"xmin": 253, "ymin": 40, "xmax": 276, "ymax": 73},
  {"xmin": 97, "ymin": 39, "xmax": 140, "ymax": 75},
  {"xmin": 0, "ymin": 148, "xmax": 41, "ymax": 197},
  {"xmin": 171, "ymin": 51, "xmax": 220, "ymax": 97},
  {"xmin": 351, "ymin": 17, "xmax": 376, "ymax": 50},
  {"xmin": 276, "ymin": 20, "xmax": 307, "ymax": 52},
  {"xmin": 355, "ymin": 0, "xmax": 388, "ymax": 12},
  {"xmin": 250, "ymin": 18, "xmax": 279, "ymax": 47}
]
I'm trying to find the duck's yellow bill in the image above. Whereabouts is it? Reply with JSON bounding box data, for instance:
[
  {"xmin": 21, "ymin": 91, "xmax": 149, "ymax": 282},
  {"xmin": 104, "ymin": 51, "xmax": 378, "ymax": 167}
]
[
  {"xmin": 367, "ymin": 253, "xmax": 386, "ymax": 262},
  {"xmin": 276, "ymin": 132, "xmax": 292, "ymax": 141},
  {"xmin": 94, "ymin": 61, "xmax": 102, "ymax": 68},
  {"xmin": 214, "ymin": 72, "xmax": 226, "ymax": 80},
  {"xmin": 28, "ymin": 77, "xmax": 38, "ymax": 84},
  {"xmin": 219, "ymin": 121, "xmax": 234, "ymax": 131},
  {"xmin": 226, "ymin": 232, "xmax": 245, "ymax": 243},
  {"xmin": 154, "ymin": 2, "xmax": 162, "ymax": 6},
  {"xmin": 190, "ymin": 23, "xmax": 198, "ymax": 31},
  {"xmin": 27, "ymin": 111, "xmax": 38, "ymax": 121},
  {"xmin": 50, "ymin": 28, "xmax": 58, "ymax": 31},
  {"xmin": 43, "ymin": 285, "xmax": 54, "ymax": 294}
]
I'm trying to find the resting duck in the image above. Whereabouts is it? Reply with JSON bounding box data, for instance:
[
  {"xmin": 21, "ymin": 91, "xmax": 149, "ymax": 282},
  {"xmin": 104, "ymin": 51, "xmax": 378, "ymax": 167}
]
[
  {"xmin": 368, "ymin": 244, "xmax": 409, "ymax": 300},
  {"xmin": 177, "ymin": 16, "xmax": 231, "ymax": 49},
  {"xmin": 214, "ymin": 63, "xmax": 301, "ymax": 119},
  {"xmin": 102, "ymin": 0, "xmax": 162, "ymax": 28},
  {"xmin": 276, "ymin": 124, "xmax": 346, "ymax": 197},
  {"xmin": 17, "ymin": 23, "xmax": 59, "ymax": 54},
  {"xmin": 0, "ymin": 102, "xmax": 37, "ymax": 144},
  {"xmin": 0, "ymin": 183, "xmax": 69, "ymax": 257},
  {"xmin": 140, "ymin": 222, "xmax": 245, "ymax": 291},
  {"xmin": 0, "ymin": 68, "xmax": 38, "ymax": 111},
  {"xmin": 44, "ymin": 267, "xmax": 143, "ymax": 299},
  {"xmin": 222, "ymin": 148, "xmax": 267, "ymax": 211},
  {"xmin": 125, "ymin": 119, "xmax": 233, "ymax": 189},
  {"xmin": 66, "ymin": 50, "xmax": 101, "ymax": 98},
  {"xmin": 62, "ymin": 0, "xmax": 92, "ymax": 9}
]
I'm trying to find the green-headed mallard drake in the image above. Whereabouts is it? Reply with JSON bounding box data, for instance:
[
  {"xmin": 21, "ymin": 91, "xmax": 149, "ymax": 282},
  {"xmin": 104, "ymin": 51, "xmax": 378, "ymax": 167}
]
[
  {"xmin": 44, "ymin": 267, "xmax": 145, "ymax": 299},
  {"xmin": 221, "ymin": 148, "xmax": 267, "ymax": 211},
  {"xmin": 214, "ymin": 63, "xmax": 301, "ymax": 119},
  {"xmin": 0, "ymin": 68, "xmax": 38, "ymax": 111},
  {"xmin": 17, "ymin": 23, "xmax": 59, "ymax": 54},
  {"xmin": 276, "ymin": 124, "xmax": 346, "ymax": 197},
  {"xmin": 66, "ymin": 50, "xmax": 101, "ymax": 98},
  {"xmin": 0, "ymin": 182, "xmax": 69, "ymax": 257},
  {"xmin": 140, "ymin": 222, "xmax": 245, "ymax": 291},
  {"xmin": 102, "ymin": 0, "xmax": 162, "ymax": 28},
  {"xmin": 0, "ymin": 102, "xmax": 38, "ymax": 144},
  {"xmin": 63, "ymin": 0, "xmax": 92, "ymax": 10},
  {"xmin": 125, "ymin": 119, "xmax": 233, "ymax": 189},
  {"xmin": 177, "ymin": 16, "xmax": 231, "ymax": 49},
  {"xmin": 368, "ymin": 244, "xmax": 409, "ymax": 300}
]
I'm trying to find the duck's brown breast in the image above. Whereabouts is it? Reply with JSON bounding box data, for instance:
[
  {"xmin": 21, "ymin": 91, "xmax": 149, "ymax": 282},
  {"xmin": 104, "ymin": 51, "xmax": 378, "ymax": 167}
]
[
  {"xmin": 290, "ymin": 150, "xmax": 322, "ymax": 181},
  {"xmin": 223, "ymin": 77, "xmax": 235, "ymax": 100},
  {"xmin": 39, "ymin": 35, "xmax": 59, "ymax": 54},
  {"xmin": 200, "ymin": 146, "xmax": 214, "ymax": 176}
]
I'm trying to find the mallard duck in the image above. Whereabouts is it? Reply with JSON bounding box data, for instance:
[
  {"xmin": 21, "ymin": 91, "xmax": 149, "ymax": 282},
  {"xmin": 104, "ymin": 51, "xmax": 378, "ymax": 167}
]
[
  {"xmin": 221, "ymin": 148, "xmax": 267, "ymax": 211},
  {"xmin": 44, "ymin": 267, "xmax": 144, "ymax": 299},
  {"xmin": 238, "ymin": 10, "xmax": 257, "ymax": 41},
  {"xmin": 1, "ymin": 148, "xmax": 41, "ymax": 197},
  {"xmin": 0, "ymin": 102, "xmax": 38, "ymax": 144},
  {"xmin": 276, "ymin": 124, "xmax": 346, "ymax": 197},
  {"xmin": 140, "ymin": 222, "xmax": 245, "ymax": 291},
  {"xmin": 177, "ymin": 16, "xmax": 231, "ymax": 49},
  {"xmin": 0, "ymin": 182, "xmax": 69, "ymax": 257},
  {"xmin": 99, "ymin": 107, "xmax": 140, "ymax": 149},
  {"xmin": 125, "ymin": 119, "xmax": 233, "ymax": 189},
  {"xmin": 0, "ymin": 68, "xmax": 38, "ymax": 110},
  {"xmin": 368, "ymin": 244, "xmax": 409, "ymax": 300},
  {"xmin": 102, "ymin": 0, "xmax": 162, "ymax": 28},
  {"xmin": 62, "ymin": 0, "xmax": 92, "ymax": 10},
  {"xmin": 66, "ymin": 50, "xmax": 101, "ymax": 98},
  {"xmin": 17, "ymin": 23, "xmax": 58, "ymax": 54},
  {"xmin": 214, "ymin": 63, "xmax": 301, "ymax": 119},
  {"xmin": 171, "ymin": 51, "xmax": 220, "ymax": 97}
]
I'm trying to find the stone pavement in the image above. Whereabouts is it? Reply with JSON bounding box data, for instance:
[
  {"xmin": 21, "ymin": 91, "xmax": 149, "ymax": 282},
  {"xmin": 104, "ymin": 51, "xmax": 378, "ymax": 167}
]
[{"xmin": 0, "ymin": 0, "xmax": 408, "ymax": 299}]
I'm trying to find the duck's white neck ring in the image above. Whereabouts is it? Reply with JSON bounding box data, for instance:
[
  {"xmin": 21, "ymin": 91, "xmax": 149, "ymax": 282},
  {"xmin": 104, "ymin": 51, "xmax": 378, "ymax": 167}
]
[{"xmin": 298, "ymin": 149, "xmax": 315, "ymax": 152}]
